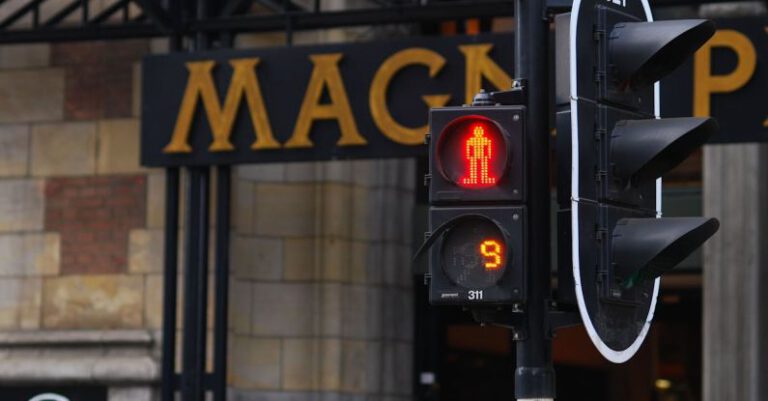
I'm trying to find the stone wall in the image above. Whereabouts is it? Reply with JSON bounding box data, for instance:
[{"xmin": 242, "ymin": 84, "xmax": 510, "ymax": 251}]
[
  {"xmin": 0, "ymin": 39, "xmax": 150, "ymax": 333},
  {"xmin": 0, "ymin": 31, "xmax": 416, "ymax": 401}
]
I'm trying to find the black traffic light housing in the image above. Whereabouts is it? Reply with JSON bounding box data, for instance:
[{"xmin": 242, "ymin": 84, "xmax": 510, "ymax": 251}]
[
  {"xmin": 429, "ymin": 106, "xmax": 525, "ymax": 204},
  {"xmin": 557, "ymin": 0, "xmax": 719, "ymax": 363},
  {"xmin": 428, "ymin": 207, "xmax": 525, "ymax": 305},
  {"xmin": 422, "ymin": 103, "xmax": 527, "ymax": 306}
]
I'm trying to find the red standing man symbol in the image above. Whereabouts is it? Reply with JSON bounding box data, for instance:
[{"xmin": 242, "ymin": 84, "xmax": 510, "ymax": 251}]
[{"xmin": 461, "ymin": 124, "xmax": 497, "ymax": 186}]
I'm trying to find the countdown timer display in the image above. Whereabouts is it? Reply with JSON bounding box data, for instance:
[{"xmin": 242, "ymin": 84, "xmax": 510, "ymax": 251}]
[{"xmin": 441, "ymin": 217, "xmax": 508, "ymax": 289}]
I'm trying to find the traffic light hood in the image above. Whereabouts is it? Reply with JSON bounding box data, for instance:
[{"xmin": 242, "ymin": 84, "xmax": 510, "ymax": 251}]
[
  {"xmin": 613, "ymin": 217, "xmax": 720, "ymax": 288},
  {"xmin": 609, "ymin": 19, "xmax": 715, "ymax": 91},
  {"xmin": 611, "ymin": 117, "xmax": 718, "ymax": 185}
]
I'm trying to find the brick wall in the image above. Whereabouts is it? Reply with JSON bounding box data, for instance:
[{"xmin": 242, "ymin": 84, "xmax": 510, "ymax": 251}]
[
  {"xmin": 0, "ymin": 39, "xmax": 152, "ymax": 332},
  {"xmin": 0, "ymin": 31, "xmax": 416, "ymax": 401}
]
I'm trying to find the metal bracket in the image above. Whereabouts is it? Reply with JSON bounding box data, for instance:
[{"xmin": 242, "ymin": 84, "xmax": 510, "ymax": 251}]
[
  {"xmin": 491, "ymin": 79, "xmax": 528, "ymax": 106},
  {"xmin": 548, "ymin": 309, "xmax": 582, "ymax": 330}
]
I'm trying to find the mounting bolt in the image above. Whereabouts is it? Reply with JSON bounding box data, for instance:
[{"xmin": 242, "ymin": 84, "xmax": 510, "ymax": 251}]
[{"xmin": 471, "ymin": 89, "xmax": 494, "ymax": 106}]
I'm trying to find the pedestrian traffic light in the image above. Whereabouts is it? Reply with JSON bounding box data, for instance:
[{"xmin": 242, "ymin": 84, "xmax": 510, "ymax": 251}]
[
  {"xmin": 422, "ymin": 97, "xmax": 526, "ymax": 305},
  {"xmin": 556, "ymin": 0, "xmax": 719, "ymax": 363}
]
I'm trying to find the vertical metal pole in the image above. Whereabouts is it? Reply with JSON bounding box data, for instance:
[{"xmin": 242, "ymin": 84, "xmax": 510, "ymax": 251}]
[
  {"xmin": 161, "ymin": 17, "xmax": 184, "ymax": 400},
  {"xmin": 161, "ymin": 167, "xmax": 180, "ymax": 401},
  {"xmin": 182, "ymin": 2, "xmax": 212, "ymax": 400},
  {"xmin": 181, "ymin": 167, "xmax": 210, "ymax": 401},
  {"xmin": 213, "ymin": 165, "xmax": 231, "ymax": 401},
  {"xmin": 515, "ymin": 0, "xmax": 555, "ymax": 400}
]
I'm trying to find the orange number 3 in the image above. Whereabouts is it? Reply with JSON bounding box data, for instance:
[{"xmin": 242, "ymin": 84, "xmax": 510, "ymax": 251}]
[{"xmin": 480, "ymin": 240, "xmax": 503, "ymax": 271}]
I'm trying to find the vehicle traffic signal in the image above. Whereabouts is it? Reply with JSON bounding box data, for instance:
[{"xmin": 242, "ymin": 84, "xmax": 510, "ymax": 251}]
[
  {"xmin": 422, "ymin": 95, "xmax": 527, "ymax": 305},
  {"xmin": 556, "ymin": 1, "xmax": 720, "ymax": 363}
]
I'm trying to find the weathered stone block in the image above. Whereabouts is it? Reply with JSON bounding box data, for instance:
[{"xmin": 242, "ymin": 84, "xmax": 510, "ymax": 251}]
[
  {"xmin": 351, "ymin": 160, "xmax": 375, "ymax": 188},
  {"xmin": 42, "ymin": 275, "xmax": 144, "ymax": 329},
  {"xmin": 97, "ymin": 119, "xmax": 143, "ymax": 174},
  {"xmin": 229, "ymin": 279, "xmax": 252, "ymax": 335},
  {"xmin": 0, "ymin": 278, "xmax": 41, "ymax": 330},
  {"xmin": 282, "ymin": 338, "xmax": 319, "ymax": 390},
  {"xmin": 228, "ymin": 335, "xmax": 281, "ymax": 390},
  {"xmin": 365, "ymin": 287, "xmax": 383, "ymax": 340},
  {"xmin": 146, "ymin": 172, "xmax": 165, "ymax": 229},
  {"xmin": 231, "ymin": 236, "xmax": 283, "ymax": 280},
  {"xmin": 234, "ymin": 179, "xmax": 254, "ymax": 234},
  {"xmin": 365, "ymin": 243, "xmax": 385, "ymax": 285},
  {"xmin": 281, "ymin": 337, "xmax": 357, "ymax": 392},
  {"xmin": 341, "ymin": 285, "xmax": 367, "ymax": 339},
  {"xmin": 365, "ymin": 341, "xmax": 383, "ymax": 393},
  {"xmin": 320, "ymin": 283, "xmax": 342, "ymax": 337},
  {"xmin": 108, "ymin": 387, "xmax": 153, "ymax": 401},
  {"xmin": 251, "ymin": 283, "xmax": 315, "ymax": 336},
  {"xmin": 321, "ymin": 160, "xmax": 355, "ymax": 184},
  {"xmin": 341, "ymin": 340, "xmax": 368, "ymax": 393},
  {"xmin": 0, "ymin": 44, "xmax": 50, "ymax": 69},
  {"xmin": 31, "ymin": 121, "xmax": 97, "ymax": 176},
  {"xmin": 349, "ymin": 241, "xmax": 368, "ymax": 284},
  {"xmin": 0, "ymin": 233, "xmax": 59, "ymax": 277},
  {"xmin": 320, "ymin": 238, "xmax": 351, "ymax": 281},
  {"xmin": 320, "ymin": 339, "xmax": 342, "ymax": 391},
  {"xmin": 253, "ymin": 184, "xmax": 316, "ymax": 237},
  {"xmin": 0, "ymin": 179, "xmax": 44, "ymax": 232},
  {"xmin": 144, "ymin": 274, "xmax": 163, "ymax": 330},
  {"xmin": 0, "ymin": 124, "xmax": 29, "ymax": 176},
  {"xmin": 284, "ymin": 162, "xmax": 318, "ymax": 182},
  {"xmin": 128, "ymin": 229, "xmax": 164, "ymax": 274},
  {"xmin": 321, "ymin": 183, "xmax": 353, "ymax": 238},
  {"xmin": 238, "ymin": 164, "xmax": 285, "ymax": 182},
  {"xmin": 283, "ymin": 238, "xmax": 316, "ymax": 281},
  {"xmin": 0, "ymin": 69, "xmax": 64, "ymax": 123}
]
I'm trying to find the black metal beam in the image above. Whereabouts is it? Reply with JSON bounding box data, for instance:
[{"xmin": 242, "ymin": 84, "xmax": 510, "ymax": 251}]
[
  {"xmin": 89, "ymin": 0, "xmax": 132, "ymax": 25},
  {"xmin": 180, "ymin": 166, "xmax": 210, "ymax": 401},
  {"xmin": 255, "ymin": 0, "xmax": 305, "ymax": 13},
  {"xmin": 0, "ymin": 0, "xmax": 47, "ymax": 30},
  {"xmin": 221, "ymin": 0, "xmax": 254, "ymax": 16},
  {"xmin": 213, "ymin": 165, "xmax": 231, "ymax": 401},
  {"xmin": 134, "ymin": 0, "xmax": 175, "ymax": 32},
  {"xmin": 191, "ymin": 0, "xmax": 516, "ymax": 33},
  {"xmin": 0, "ymin": 23, "xmax": 162, "ymax": 43},
  {"xmin": 160, "ymin": 167, "xmax": 180, "ymax": 401},
  {"xmin": 42, "ymin": 0, "xmax": 79, "ymax": 27}
]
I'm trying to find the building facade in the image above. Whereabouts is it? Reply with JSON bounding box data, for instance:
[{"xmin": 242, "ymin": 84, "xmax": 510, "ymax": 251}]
[{"xmin": 0, "ymin": 2, "xmax": 765, "ymax": 401}]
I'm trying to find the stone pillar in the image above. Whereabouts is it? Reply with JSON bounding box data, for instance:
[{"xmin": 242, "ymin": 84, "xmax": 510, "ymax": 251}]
[
  {"xmin": 229, "ymin": 159, "xmax": 416, "ymax": 401},
  {"xmin": 703, "ymin": 143, "xmax": 768, "ymax": 401}
]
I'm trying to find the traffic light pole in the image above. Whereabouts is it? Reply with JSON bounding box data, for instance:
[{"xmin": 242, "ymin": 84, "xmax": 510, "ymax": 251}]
[{"xmin": 514, "ymin": 0, "xmax": 555, "ymax": 399}]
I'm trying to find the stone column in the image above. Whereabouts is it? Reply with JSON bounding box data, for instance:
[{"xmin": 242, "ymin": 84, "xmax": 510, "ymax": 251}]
[
  {"xmin": 229, "ymin": 159, "xmax": 416, "ymax": 401},
  {"xmin": 703, "ymin": 143, "xmax": 768, "ymax": 401}
]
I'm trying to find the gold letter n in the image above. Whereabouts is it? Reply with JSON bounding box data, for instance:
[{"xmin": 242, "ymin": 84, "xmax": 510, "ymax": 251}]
[{"xmin": 163, "ymin": 58, "xmax": 280, "ymax": 153}]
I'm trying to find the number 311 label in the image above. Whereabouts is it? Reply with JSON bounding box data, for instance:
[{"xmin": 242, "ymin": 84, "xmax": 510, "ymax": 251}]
[{"xmin": 468, "ymin": 290, "xmax": 484, "ymax": 300}]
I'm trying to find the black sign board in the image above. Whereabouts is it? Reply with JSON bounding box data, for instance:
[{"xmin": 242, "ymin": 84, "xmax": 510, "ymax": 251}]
[
  {"xmin": 141, "ymin": 34, "xmax": 514, "ymax": 167},
  {"xmin": 662, "ymin": 17, "xmax": 768, "ymax": 144},
  {"xmin": 140, "ymin": 18, "xmax": 768, "ymax": 167},
  {"xmin": 4, "ymin": 386, "xmax": 107, "ymax": 401}
]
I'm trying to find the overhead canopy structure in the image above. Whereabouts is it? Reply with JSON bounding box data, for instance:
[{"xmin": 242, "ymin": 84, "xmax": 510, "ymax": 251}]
[{"xmin": 0, "ymin": 0, "xmax": 755, "ymax": 44}]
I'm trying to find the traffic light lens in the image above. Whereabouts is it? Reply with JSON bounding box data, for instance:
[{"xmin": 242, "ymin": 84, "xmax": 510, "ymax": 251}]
[
  {"xmin": 441, "ymin": 217, "xmax": 508, "ymax": 289},
  {"xmin": 437, "ymin": 117, "xmax": 508, "ymax": 189}
]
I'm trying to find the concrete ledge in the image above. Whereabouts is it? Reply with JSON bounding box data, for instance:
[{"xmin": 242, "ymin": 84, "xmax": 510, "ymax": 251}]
[
  {"xmin": 0, "ymin": 330, "xmax": 159, "ymax": 384},
  {"xmin": 0, "ymin": 356, "xmax": 158, "ymax": 384},
  {"xmin": 0, "ymin": 330, "xmax": 153, "ymax": 347}
]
